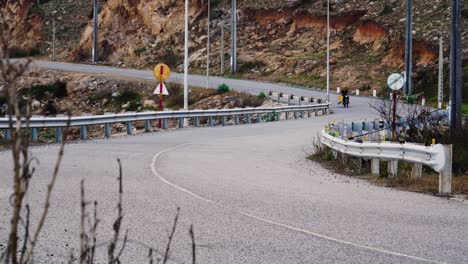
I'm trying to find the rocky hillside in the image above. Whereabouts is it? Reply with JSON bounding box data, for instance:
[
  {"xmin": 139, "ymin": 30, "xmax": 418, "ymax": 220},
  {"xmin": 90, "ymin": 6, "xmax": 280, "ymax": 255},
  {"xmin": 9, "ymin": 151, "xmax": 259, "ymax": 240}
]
[{"xmin": 2, "ymin": 0, "xmax": 468, "ymax": 101}]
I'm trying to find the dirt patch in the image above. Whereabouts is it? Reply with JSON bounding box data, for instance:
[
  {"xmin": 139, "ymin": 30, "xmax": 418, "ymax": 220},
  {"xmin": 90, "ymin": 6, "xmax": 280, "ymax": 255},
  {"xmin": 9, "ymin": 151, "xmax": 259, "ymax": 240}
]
[{"xmin": 353, "ymin": 21, "xmax": 386, "ymax": 45}]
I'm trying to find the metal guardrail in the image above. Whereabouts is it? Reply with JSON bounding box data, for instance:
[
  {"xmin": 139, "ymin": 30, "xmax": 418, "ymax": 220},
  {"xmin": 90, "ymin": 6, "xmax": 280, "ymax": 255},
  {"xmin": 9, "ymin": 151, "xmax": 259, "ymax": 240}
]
[
  {"xmin": 320, "ymin": 129, "xmax": 453, "ymax": 194},
  {"xmin": 0, "ymin": 103, "xmax": 331, "ymax": 143}
]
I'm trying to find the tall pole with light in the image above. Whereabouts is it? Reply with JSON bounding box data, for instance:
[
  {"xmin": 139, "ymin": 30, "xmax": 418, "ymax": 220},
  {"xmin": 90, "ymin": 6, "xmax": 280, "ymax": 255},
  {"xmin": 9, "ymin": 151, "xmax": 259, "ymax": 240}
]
[
  {"xmin": 404, "ymin": 0, "xmax": 413, "ymax": 95},
  {"xmin": 326, "ymin": 0, "xmax": 330, "ymax": 101},
  {"xmin": 184, "ymin": 0, "xmax": 189, "ymax": 114},
  {"xmin": 92, "ymin": 0, "xmax": 98, "ymax": 64},
  {"xmin": 206, "ymin": 0, "xmax": 210, "ymax": 89},
  {"xmin": 230, "ymin": 0, "xmax": 237, "ymax": 75},
  {"xmin": 450, "ymin": 0, "xmax": 463, "ymax": 131}
]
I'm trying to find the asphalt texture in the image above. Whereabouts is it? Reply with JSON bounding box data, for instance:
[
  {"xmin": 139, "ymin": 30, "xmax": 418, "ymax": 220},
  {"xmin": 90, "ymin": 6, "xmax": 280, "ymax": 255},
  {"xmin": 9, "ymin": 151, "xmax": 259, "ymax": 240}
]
[{"xmin": 0, "ymin": 61, "xmax": 467, "ymax": 263}]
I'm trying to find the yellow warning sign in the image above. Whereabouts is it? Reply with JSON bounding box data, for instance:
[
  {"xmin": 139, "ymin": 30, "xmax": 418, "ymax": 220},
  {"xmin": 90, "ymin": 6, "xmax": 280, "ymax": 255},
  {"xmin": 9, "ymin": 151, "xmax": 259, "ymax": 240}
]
[{"xmin": 153, "ymin": 63, "xmax": 171, "ymax": 81}]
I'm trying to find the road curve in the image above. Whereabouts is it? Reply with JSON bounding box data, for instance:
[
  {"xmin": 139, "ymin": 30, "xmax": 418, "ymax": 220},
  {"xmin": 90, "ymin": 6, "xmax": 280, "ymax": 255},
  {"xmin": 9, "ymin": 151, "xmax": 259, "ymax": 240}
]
[{"xmin": 0, "ymin": 62, "xmax": 467, "ymax": 263}]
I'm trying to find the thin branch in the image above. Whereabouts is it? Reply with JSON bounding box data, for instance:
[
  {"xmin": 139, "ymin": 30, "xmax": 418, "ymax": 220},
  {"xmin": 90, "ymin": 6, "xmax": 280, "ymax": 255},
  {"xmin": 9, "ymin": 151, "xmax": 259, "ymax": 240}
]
[
  {"xmin": 189, "ymin": 225, "xmax": 196, "ymax": 264},
  {"xmin": 23, "ymin": 117, "xmax": 70, "ymax": 264},
  {"xmin": 163, "ymin": 208, "xmax": 180, "ymax": 264},
  {"xmin": 19, "ymin": 204, "xmax": 31, "ymax": 263}
]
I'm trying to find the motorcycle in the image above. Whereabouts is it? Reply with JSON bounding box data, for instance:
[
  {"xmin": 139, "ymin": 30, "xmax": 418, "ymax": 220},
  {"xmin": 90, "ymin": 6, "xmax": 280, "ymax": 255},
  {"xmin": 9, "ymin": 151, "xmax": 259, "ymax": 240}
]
[{"xmin": 343, "ymin": 95, "xmax": 350, "ymax": 108}]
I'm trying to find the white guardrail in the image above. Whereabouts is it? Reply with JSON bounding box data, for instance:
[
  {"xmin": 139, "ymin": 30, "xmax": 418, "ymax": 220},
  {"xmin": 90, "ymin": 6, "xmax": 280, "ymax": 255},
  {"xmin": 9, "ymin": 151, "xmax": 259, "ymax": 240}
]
[
  {"xmin": 320, "ymin": 129, "xmax": 453, "ymax": 194},
  {"xmin": 0, "ymin": 102, "xmax": 331, "ymax": 143}
]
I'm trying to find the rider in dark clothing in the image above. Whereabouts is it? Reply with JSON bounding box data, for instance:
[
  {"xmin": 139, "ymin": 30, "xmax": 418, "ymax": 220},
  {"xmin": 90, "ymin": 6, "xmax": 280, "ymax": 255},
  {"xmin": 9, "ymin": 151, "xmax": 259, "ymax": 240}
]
[{"xmin": 341, "ymin": 87, "xmax": 349, "ymax": 107}]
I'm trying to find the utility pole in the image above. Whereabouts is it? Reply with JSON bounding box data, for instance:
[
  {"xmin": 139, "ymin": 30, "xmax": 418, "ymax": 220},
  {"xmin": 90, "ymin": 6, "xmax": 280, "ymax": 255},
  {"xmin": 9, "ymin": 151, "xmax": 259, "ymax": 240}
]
[
  {"xmin": 52, "ymin": 10, "xmax": 57, "ymax": 61},
  {"xmin": 450, "ymin": 0, "xmax": 463, "ymax": 131},
  {"xmin": 92, "ymin": 0, "xmax": 98, "ymax": 64},
  {"xmin": 184, "ymin": 0, "xmax": 189, "ymax": 113},
  {"xmin": 404, "ymin": 0, "xmax": 413, "ymax": 95},
  {"xmin": 206, "ymin": 0, "xmax": 210, "ymax": 89},
  {"xmin": 220, "ymin": 18, "xmax": 225, "ymax": 76},
  {"xmin": 326, "ymin": 0, "xmax": 330, "ymax": 101},
  {"xmin": 230, "ymin": 0, "xmax": 237, "ymax": 75},
  {"xmin": 438, "ymin": 37, "xmax": 444, "ymax": 109}
]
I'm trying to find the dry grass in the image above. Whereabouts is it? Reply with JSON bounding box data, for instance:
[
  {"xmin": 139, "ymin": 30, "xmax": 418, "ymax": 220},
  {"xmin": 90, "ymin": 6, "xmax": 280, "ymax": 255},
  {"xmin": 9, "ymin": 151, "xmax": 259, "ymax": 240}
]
[{"xmin": 309, "ymin": 142, "xmax": 468, "ymax": 196}]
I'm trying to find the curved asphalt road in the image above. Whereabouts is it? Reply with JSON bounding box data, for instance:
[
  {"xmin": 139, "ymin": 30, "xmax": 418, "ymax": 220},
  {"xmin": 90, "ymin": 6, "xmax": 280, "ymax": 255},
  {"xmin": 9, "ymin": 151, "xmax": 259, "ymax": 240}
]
[{"xmin": 0, "ymin": 62, "xmax": 467, "ymax": 263}]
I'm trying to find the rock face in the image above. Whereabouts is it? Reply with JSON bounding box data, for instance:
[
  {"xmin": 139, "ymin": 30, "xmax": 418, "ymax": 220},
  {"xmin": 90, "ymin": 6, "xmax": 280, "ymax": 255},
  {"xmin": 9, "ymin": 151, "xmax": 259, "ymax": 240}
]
[{"xmin": 2, "ymin": 0, "xmax": 467, "ymax": 97}]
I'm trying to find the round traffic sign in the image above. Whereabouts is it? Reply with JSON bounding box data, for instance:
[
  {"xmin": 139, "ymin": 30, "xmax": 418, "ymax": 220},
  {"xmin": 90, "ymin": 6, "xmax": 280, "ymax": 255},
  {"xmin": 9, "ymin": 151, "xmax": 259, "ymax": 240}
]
[
  {"xmin": 387, "ymin": 73, "xmax": 405, "ymax": 91},
  {"xmin": 153, "ymin": 63, "xmax": 171, "ymax": 81}
]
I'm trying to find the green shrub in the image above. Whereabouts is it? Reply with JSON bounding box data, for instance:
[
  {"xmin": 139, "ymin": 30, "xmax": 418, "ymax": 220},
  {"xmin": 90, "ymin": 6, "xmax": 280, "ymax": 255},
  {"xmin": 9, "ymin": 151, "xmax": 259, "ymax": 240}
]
[
  {"xmin": 9, "ymin": 47, "xmax": 41, "ymax": 58},
  {"xmin": 217, "ymin": 83, "xmax": 230, "ymax": 93},
  {"xmin": 379, "ymin": 5, "xmax": 393, "ymax": 16},
  {"xmin": 113, "ymin": 90, "xmax": 142, "ymax": 111},
  {"xmin": 405, "ymin": 96, "xmax": 416, "ymax": 105},
  {"xmin": 262, "ymin": 111, "xmax": 278, "ymax": 122},
  {"xmin": 441, "ymin": 123, "xmax": 468, "ymax": 174},
  {"xmin": 30, "ymin": 81, "xmax": 68, "ymax": 102},
  {"xmin": 258, "ymin": 91, "xmax": 267, "ymax": 99},
  {"xmin": 463, "ymin": 104, "xmax": 468, "ymax": 115}
]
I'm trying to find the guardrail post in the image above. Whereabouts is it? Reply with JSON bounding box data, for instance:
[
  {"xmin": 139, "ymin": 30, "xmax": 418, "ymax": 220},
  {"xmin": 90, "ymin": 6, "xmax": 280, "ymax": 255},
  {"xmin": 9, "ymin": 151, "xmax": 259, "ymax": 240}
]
[
  {"xmin": 194, "ymin": 117, "xmax": 200, "ymax": 127},
  {"xmin": 298, "ymin": 97, "xmax": 302, "ymax": 106},
  {"xmin": 234, "ymin": 115, "xmax": 239, "ymax": 125},
  {"xmin": 411, "ymin": 163, "xmax": 423, "ymax": 180},
  {"xmin": 178, "ymin": 118, "xmax": 184, "ymax": 128},
  {"xmin": 222, "ymin": 116, "xmax": 227, "ymax": 126},
  {"xmin": 307, "ymin": 110, "xmax": 311, "ymax": 118},
  {"xmin": 4, "ymin": 129, "xmax": 11, "ymax": 142},
  {"xmin": 285, "ymin": 112, "xmax": 289, "ymax": 120},
  {"xmin": 300, "ymin": 110, "xmax": 304, "ymax": 118},
  {"xmin": 31, "ymin": 128, "xmax": 38, "ymax": 142},
  {"xmin": 104, "ymin": 123, "xmax": 111, "ymax": 139},
  {"xmin": 246, "ymin": 114, "xmax": 251, "ymax": 124},
  {"xmin": 209, "ymin": 116, "xmax": 214, "ymax": 127},
  {"xmin": 293, "ymin": 111, "xmax": 297, "ymax": 119},
  {"xmin": 145, "ymin": 120, "xmax": 152, "ymax": 132},
  {"xmin": 55, "ymin": 127, "xmax": 63, "ymax": 144},
  {"xmin": 388, "ymin": 161, "xmax": 398, "ymax": 177},
  {"xmin": 287, "ymin": 95, "xmax": 291, "ymax": 105},
  {"xmin": 322, "ymin": 109, "xmax": 326, "ymax": 115},
  {"xmin": 314, "ymin": 110, "xmax": 318, "ymax": 116},
  {"xmin": 80, "ymin": 125, "xmax": 87, "ymax": 140},
  {"xmin": 371, "ymin": 159, "xmax": 380, "ymax": 176},
  {"xmin": 126, "ymin": 122, "xmax": 133, "ymax": 135},
  {"xmin": 257, "ymin": 113, "xmax": 262, "ymax": 123},
  {"xmin": 276, "ymin": 93, "xmax": 280, "ymax": 103},
  {"xmin": 439, "ymin": 145, "xmax": 453, "ymax": 194},
  {"xmin": 162, "ymin": 119, "xmax": 168, "ymax": 129}
]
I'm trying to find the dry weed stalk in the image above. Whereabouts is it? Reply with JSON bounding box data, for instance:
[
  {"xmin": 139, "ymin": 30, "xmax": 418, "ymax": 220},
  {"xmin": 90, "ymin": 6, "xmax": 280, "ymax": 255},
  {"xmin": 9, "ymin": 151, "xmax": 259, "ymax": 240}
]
[{"xmin": 0, "ymin": 16, "xmax": 68, "ymax": 264}]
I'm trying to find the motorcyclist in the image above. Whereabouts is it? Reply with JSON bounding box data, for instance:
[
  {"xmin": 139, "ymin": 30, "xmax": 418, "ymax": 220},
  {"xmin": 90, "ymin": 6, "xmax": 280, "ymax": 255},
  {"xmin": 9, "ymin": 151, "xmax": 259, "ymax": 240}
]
[{"xmin": 341, "ymin": 87, "xmax": 350, "ymax": 107}]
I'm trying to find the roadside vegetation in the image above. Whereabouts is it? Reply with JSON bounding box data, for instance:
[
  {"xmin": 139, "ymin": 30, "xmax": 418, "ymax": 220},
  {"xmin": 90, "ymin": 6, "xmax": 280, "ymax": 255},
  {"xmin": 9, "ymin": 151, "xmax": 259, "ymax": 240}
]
[{"xmin": 308, "ymin": 97, "xmax": 468, "ymax": 196}]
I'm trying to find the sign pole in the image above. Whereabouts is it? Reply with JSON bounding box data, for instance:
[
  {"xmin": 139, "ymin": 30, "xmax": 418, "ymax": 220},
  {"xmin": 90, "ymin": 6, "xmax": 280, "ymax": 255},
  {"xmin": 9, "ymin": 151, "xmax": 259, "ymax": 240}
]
[
  {"xmin": 158, "ymin": 66, "xmax": 164, "ymax": 128},
  {"xmin": 392, "ymin": 90, "xmax": 397, "ymax": 141},
  {"xmin": 438, "ymin": 36, "xmax": 444, "ymax": 109}
]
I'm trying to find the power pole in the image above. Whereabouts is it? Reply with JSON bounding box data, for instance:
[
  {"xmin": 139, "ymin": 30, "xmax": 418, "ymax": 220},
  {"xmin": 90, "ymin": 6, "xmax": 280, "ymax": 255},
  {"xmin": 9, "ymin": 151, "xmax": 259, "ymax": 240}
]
[
  {"xmin": 206, "ymin": 0, "xmax": 210, "ymax": 89},
  {"xmin": 450, "ymin": 0, "xmax": 463, "ymax": 130},
  {"xmin": 404, "ymin": 0, "xmax": 413, "ymax": 95},
  {"xmin": 221, "ymin": 17, "xmax": 225, "ymax": 76},
  {"xmin": 326, "ymin": 0, "xmax": 330, "ymax": 101},
  {"xmin": 52, "ymin": 10, "xmax": 57, "ymax": 61},
  {"xmin": 438, "ymin": 37, "xmax": 444, "ymax": 109},
  {"xmin": 184, "ymin": 0, "xmax": 189, "ymax": 112},
  {"xmin": 92, "ymin": 0, "xmax": 98, "ymax": 64},
  {"xmin": 230, "ymin": 0, "xmax": 237, "ymax": 75}
]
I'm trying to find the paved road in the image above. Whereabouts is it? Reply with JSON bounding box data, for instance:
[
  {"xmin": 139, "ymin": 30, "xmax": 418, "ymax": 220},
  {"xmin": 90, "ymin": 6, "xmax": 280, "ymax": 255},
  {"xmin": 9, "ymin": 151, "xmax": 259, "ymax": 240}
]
[{"xmin": 1, "ymin": 62, "xmax": 467, "ymax": 263}]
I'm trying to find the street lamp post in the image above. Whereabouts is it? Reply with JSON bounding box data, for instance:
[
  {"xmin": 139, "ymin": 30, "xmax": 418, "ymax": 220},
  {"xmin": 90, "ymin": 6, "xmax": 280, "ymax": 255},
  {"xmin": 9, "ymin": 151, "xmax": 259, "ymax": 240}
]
[
  {"xmin": 404, "ymin": 0, "xmax": 413, "ymax": 95},
  {"xmin": 450, "ymin": 0, "xmax": 463, "ymax": 131},
  {"xmin": 206, "ymin": 0, "xmax": 210, "ymax": 89},
  {"xmin": 230, "ymin": 0, "xmax": 237, "ymax": 75},
  {"xmin": 184, "ymin": 0, "xmax": 189, "ymax": 113},
  {"xmin": 326, "ymin": 0, "xmax": 330, "ymax": 101},
  {"xmin": 92, "ymin": 0, "xmax": 98, "ymax": 64}
]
